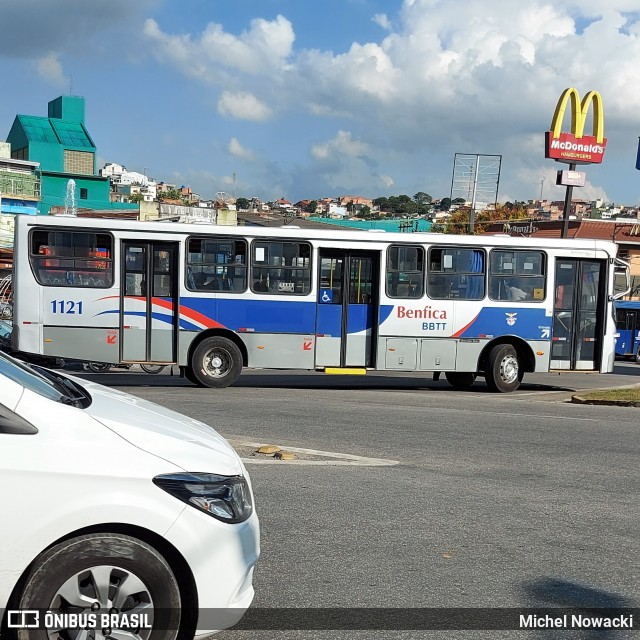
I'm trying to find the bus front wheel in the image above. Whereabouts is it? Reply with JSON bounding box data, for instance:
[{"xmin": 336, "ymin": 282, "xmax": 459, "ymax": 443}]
[
  {"xmin": 484, "ymin": 344, "xmax": 522, "ymax": 393},
  {"xmin": 191, "ymin": 336, "xmax": 243, "ymax": 388},
  {"xmin": 445, "ymin": 372, "xmax": 477, "ymax": 389}
]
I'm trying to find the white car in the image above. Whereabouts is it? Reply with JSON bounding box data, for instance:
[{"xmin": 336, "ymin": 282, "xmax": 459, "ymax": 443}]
[{"xmin": 0, "ymin": 350, "xmax": 259, "ymax": 639}]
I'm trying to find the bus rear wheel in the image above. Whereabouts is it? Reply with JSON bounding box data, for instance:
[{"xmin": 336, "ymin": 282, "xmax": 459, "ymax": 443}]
[
  {"xmin": 445, "ymin": 372, "xmax": 477, "ymax": 389},
  {"xmin": 636, "ymin": 347, "xmax": 640, "ymax": 364},
  {"xmin": 484, "ymin": 344, "xmax": 522, "ymax": 393},
  {"xmin": 191, "ymin": 336, "xmax": 243, "ymax": 388}
]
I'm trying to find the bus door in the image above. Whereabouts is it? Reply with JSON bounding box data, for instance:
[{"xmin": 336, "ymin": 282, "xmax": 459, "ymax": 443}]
[
  {"xmin": 121, "ymin": 241, "xmax": 179, "ymax": 363},
  {"xmin": 315, "ymin": 250, "xmax": 379, "ymax": 368},
  {"xmin": 551, "ymin": 259, "xmax": 606, "ymax": 370}
]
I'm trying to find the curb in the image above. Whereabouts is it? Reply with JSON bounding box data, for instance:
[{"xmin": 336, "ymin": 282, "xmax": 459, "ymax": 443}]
[
  {"xmin": 571, "ymin": 395, "xmax": 640, "ymax": 407},
  {"xmin": 570, "ymin": 381, "xmax": 640, "ymax": 406}
]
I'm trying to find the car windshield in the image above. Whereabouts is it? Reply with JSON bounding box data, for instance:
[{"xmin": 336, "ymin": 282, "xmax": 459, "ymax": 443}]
[{"xmin": 0, "ymin": 350, "xmax": 90, "ymax": 408}]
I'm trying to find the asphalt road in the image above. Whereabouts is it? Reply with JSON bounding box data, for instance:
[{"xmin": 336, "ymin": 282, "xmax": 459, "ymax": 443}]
[{"xmin": 90, "ymin": 363, "xmax": 640, "ymax": 639}]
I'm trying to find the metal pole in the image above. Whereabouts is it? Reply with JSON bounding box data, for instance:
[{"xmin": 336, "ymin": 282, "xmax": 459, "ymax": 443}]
[
  {"xmin": 469, "ymin": 155, "xmax": 480, "ymax": 233},
  {"xmin": 561, "ymin": 162, "xmax": 576, "ymax": 238}
]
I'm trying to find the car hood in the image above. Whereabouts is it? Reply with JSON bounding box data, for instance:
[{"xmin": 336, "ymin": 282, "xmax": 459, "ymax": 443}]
[{"xmin": 73, "ymin": 376, "xmax": 244, "ymax": 476}]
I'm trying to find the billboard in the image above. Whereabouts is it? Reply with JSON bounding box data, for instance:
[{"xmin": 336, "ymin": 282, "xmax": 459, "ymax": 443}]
[{"xmin": 545, "ymin": 88, "xmax": 606, "ymax": 164}]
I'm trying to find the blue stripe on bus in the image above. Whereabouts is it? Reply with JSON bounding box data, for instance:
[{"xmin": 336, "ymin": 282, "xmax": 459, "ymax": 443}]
[
  {"xmin": 95, "ymin": 300, "xmax": 396, "ymax": 335},
  {"xmin": 96, "ymin": 309, "xmax": 179, "ymax": 326},
  {"xmin": 456, "ymin": 307, "xmax": 551, "ymax": 340},
  {"xmin": 184, "ymin": 298, "xmax": 318, "ymax": 333}
]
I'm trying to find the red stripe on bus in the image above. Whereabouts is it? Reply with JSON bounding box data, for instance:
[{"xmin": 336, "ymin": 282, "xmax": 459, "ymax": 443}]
[
  {"xmin": 97, "ymin": 295, "xmax": 224, "ymax": 330},
  {"xmin": 451, "ymin": 313, "xmax": 480, "ymax": 338}
]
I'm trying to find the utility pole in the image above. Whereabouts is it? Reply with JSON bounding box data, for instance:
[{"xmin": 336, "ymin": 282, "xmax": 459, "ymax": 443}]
[
  {"xmin": 469, "ymin": 158, "xmax": 480, "ymax": 233},
  {"xmin": 540, "ymin": 178, "xmax": 544, "ymax": 202}
]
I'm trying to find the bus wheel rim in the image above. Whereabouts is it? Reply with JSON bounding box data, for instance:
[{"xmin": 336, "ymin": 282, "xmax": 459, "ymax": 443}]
[
  {"xmin": 204, "ymin": 348, "xmax": 231, "ymax": 377},
  {"xmin": 500, "ymin": 355, "xmax": 519, "ymax": 384}
]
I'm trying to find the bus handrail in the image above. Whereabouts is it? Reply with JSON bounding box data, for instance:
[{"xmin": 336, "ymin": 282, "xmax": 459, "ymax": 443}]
[{"xmin": 611, "ymin": 257, "xmax": 631, "ymax": 300}]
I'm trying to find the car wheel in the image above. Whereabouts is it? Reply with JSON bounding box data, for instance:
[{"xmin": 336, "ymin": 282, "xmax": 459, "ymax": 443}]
[
  {"xmin": 16, "ymin": 533, "xmax": 180, "ymax": 640},
  {"xmin": 445, "ymin": 372, "xmax": 477, "ymax": 389},
  {"xmin": 484, "ymin": 344, "xmax": 522, "ymax": 393},
  {"xmin": 191, "ymin": 336, "xmax": 243, "ymax": 388},
  {"xmin": 87, "ymin": 362, "xmax": 111, "ymax": 373}
]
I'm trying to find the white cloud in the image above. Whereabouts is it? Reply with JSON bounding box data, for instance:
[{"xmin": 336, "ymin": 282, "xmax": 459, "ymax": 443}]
[
  {"xmin": 141, "ymin": 1, "xmax": 640, "ymax": 201},
  {"xmin": 311, "ymin": 131, "xmax": 370, "ymax": 160},
  {"xmin": 35, "ymin": 53, "xmax": 67, "ymax": 88},
  {"xmin": 143, "ymin": 15, "xmax": 294, "ymax": 80},
  {"xmin": 372, "ymin": 13, "xmax": 392, "ymax": 30},
  {"xmin": 380, "ymin": 175, "xmax": 395, "ymax": 188},
  {"xmin": 217, "ymin": 91, "xmax": 272, "ymax": 121},
  {"xmin": 228, "ymin": 137, "xmax": 255, "ymax": 161}
]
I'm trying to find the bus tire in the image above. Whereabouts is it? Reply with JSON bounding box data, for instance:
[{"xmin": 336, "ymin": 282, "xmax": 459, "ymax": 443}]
[
  {"xmin": 445, "ymin": 372, "xmax": 477, "ymax": 389},
  {"xmin": 191, "ymin": 336, "xmax": 243, "ymax": 388},
  {"xmin": 87, "ymin": 362, "xmax": 111, "ymax": 373},
  {"xmin": 485, "ymin": 344, "xmax": 522, "ymax": 393},
  {"xmin": 183, "ymin": 365, "xmax": 199, "ymax": 385},
  {"xmin": 140, "ymin": 364, "xmax": 166, "ymax": 374},
  {"xmin": 636, "ymin": 347, "xmax": 640, "ymax": 364}
]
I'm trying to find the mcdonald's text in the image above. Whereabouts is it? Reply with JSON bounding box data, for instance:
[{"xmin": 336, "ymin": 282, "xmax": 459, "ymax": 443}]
[{"xmin": 545, "ymin": 131, "xmax": 606, "ymax": 164}]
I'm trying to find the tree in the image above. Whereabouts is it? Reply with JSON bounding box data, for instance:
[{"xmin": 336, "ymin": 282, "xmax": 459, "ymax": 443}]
[
  {"xmin": 236, "ymin": 197, "xmax": 250, "ymax": 210},
  {"xmin": 452, "ymin": 198, "xmax": 466, "ymax": 205},
  {"xmin": 305, "ymin": 200, "xmax": 318, "ymax": 214},
  {"xmin": 439, "ymin": 197, "xmax": 451, "ymax": 211},
  {"xmin": 129, "ymin": 192, "xmax": 144, "ymax": 204},
  {"xmin": 159, "ymin": 188, "xmax": 182, "ymax": 200},
  {"xmin": 359, "ymin": 205, "xmax": 371, "ymax": 218},
  {"xmin": 442, "ymin": 202, "xmax": 530, "ymax": 235},
  {"xmin": 413, "ymin": 192, "xmax": 433, "ymax": 205},
  {"xmin": 372, "ymin": 197, "xmax": 389, "ymax": 211}
]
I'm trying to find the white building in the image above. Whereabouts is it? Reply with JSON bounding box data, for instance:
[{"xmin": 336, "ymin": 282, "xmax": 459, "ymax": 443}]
[
  {"xmin": 327, "ymin": 203, "xmax": 348, "ymax": 218},
  {"xmin": 101, "ymin": 162, "xmax": 156, "ymax": 196}
]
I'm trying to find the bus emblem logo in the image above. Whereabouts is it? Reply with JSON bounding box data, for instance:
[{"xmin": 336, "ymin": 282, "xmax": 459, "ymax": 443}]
[{"xmin": 506, "ymin": 312, "xmax": 517, "ymax": 326}]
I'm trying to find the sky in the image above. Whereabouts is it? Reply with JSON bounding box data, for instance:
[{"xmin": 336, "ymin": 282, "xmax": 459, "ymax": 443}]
[{"xmin": 2, "ymin": 0, "xmax": 640, "ymax": 206}]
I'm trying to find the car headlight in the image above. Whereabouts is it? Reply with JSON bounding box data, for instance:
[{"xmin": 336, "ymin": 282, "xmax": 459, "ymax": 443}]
[{"xmin": 153, "ymin": 473, "xmax": 253, "ymax": 523}]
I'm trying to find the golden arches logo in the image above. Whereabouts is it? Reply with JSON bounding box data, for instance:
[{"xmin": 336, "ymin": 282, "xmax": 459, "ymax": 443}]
[
  {"xmin": 545, "ymin": 87, "xmax": 606, "ymax": 164},
  {"xmin": 550, "ymin": 88, "xmax": 604, "ymax": 143}
]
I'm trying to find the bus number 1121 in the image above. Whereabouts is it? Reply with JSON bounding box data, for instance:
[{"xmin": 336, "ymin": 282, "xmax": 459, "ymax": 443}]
[{"xmin": 51, "ymin": 300, "xmax": 84, "ymax": 314}]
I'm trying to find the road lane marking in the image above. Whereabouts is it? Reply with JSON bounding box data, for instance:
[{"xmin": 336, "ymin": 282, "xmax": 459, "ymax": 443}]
[{"xmin": 226, "ymin": 439, "xmax": 399, "ymax": 466}]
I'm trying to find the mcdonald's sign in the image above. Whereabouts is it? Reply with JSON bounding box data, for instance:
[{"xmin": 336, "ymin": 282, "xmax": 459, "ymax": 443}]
[{"xmin": 545, "ymin": 88, "xmax": 607, "ymax": 164}]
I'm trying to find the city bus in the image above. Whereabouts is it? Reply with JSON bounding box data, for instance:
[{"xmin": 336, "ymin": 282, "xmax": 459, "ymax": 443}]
[
  {"xmin": 614, "ymin": 300, "xmax": 640, "ymax": 362},
  {"xmin": 11, "ymin": 214, "xmax": 630, "ymax": 392}
]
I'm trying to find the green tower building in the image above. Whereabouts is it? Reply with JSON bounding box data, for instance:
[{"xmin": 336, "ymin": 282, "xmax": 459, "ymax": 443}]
[{"xmin": 6, "ymin": 96, "xmax": 134, "ymax": 215}]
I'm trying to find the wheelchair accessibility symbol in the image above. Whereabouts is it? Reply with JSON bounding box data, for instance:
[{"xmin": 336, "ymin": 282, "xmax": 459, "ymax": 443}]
[{"xmin": 320, "ymin": 289, "xmax": 333, "ymax": 303}]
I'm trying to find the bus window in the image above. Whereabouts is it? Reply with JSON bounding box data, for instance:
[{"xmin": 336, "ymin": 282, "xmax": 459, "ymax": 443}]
[
  {"xmin": 386, "ymin": 245, "xmax": 424, "ymax": 298},
  {"xmin": 30, "ymin": 229, "xmax": 113, "ymax": 288},
  {"xmin": 489, "ymin": 250, "xmax": 545, "ymax": 302},
  {"xmin": 186, "ymin": 237, "xmax": 247, "ymax": 293},
  {"xmin": 251, "ymin": 241, "xmax": 311, "ymax": 295},
  {"xmin": 427, "ymin": 247, "xmax": 485, "ymax": 300}
]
